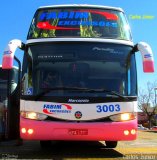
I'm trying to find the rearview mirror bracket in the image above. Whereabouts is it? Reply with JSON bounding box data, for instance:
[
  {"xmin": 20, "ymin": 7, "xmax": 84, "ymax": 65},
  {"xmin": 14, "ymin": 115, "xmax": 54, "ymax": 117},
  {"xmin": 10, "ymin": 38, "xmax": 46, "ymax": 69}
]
[{"xmin": 133, "ymin": 42, "xmax": 154, "ymax": 73}]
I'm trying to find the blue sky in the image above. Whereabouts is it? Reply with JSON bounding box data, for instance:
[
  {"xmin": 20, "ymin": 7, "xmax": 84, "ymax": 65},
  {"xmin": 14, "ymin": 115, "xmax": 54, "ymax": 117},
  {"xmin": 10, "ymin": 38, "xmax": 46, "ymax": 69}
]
[{"xmin": 0, "ymin": 0, "xmax": 156, "ymax": 89}]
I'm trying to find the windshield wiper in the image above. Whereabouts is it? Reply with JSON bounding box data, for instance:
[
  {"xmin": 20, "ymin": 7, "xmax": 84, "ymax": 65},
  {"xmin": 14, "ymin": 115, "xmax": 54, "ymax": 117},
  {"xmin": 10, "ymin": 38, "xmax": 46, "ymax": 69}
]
[
  {"xmin": 88, "ymin": 88, "xmax": 129, "ymax": 100},
  {"xmin": 35, "ymin": 87, "xmax": 91, "ymax": 101},
  {"xmin": 35, "ymin": 87, "xmax": 128, "ymax": 101}
]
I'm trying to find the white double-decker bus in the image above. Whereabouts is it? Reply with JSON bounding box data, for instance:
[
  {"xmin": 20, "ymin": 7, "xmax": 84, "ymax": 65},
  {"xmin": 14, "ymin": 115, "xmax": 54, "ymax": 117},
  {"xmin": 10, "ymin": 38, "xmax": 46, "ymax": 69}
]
[{"xmin": 2, "ymin": 4, "xmax": 154, "ymax": 148}]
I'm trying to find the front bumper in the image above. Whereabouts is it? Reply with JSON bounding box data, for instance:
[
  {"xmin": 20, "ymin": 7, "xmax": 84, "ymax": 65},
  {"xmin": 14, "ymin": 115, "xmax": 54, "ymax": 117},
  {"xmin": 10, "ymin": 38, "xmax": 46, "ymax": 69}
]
[{"xmin": 20, "ymin": 117, "xmax": 137, "ymax": 141}]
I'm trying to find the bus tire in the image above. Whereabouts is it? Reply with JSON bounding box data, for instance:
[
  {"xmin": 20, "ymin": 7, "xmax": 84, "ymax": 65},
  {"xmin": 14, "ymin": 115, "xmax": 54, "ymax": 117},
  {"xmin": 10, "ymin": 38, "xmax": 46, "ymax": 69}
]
[
  {"xmin": 105, "ymin": 141, "xmax": 118, "ymax": 148},
  {"xmin": 40, "ymin": 140, "xmax": 51, "ymax": 148}
]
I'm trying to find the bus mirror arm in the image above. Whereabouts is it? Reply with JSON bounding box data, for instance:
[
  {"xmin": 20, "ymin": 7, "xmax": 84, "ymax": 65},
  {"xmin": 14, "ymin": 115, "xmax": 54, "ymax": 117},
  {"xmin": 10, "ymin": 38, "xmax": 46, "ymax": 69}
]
[
  {"xmin": 20, "ymin": 42, "xmax": 26, "ymax": 50},
  {"xmin": 132, "ymin": 44, "xmax": 138, "ymax": 52},
  {"xmin": 2, "ymin": 39, "xmax": 25, "ymax": 69},
  {"xmin": 133, "ymin": 42, "xmax": 154, "ymax": 73}
]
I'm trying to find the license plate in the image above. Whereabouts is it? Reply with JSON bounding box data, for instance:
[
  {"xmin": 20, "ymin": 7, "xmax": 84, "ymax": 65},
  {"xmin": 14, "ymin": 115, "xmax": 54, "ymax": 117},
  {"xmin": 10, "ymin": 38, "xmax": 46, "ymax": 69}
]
[{"xmin": 68, "ymin": 129, "xmax": 88, "ymax": 135}]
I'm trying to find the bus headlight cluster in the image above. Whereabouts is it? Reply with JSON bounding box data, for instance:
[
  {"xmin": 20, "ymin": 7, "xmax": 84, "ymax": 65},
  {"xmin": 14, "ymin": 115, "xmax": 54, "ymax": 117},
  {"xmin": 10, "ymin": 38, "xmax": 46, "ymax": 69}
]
[
  {"xmin": 21, "ymin": 111, "xmax": 48, "ymax": 120},
  {"xmin": 109, "ymin": 112, "xmax": 136, "ymax": 122}
]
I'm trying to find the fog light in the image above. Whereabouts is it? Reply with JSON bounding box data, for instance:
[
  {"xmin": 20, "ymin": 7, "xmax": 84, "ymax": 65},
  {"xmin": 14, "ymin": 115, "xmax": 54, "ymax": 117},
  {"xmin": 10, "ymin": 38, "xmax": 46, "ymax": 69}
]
[
  {"xmin": 131, "ymin": 129, "xmax": 136, "ymax": 135},
  {"xmin": 28, "ymin": 129, "xmax": 34, "ymax": 135},
  {"xmin": 21, "ymin": 128, "xmax": 26, "ymax": 134},
  {"xmin": 124, "ymin": 130, "xmax": 129, "ymax": 135}
]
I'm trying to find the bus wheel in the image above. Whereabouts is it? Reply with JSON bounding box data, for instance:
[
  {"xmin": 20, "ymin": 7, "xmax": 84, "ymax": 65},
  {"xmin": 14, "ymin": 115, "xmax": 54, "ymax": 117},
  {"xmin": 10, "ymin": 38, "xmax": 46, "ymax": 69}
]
[
  {"xmin": 105, "ymin": 141, "xmax": 118, "ymax": 148},
  {"xmin": 40, "ymin": 140, "xmax": 51, "ymax": 148}
]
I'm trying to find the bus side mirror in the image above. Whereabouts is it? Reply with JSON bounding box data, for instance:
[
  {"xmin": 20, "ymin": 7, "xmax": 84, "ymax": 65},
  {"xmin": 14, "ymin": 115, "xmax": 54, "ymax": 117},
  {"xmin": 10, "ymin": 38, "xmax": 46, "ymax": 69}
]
[
  {"xmin": 134, "ymin": 42, "xmax": 154, "ymax": 73},
  {"xmin": 2, "ymin": 39, "xmax": 25, "ymax": 69}
]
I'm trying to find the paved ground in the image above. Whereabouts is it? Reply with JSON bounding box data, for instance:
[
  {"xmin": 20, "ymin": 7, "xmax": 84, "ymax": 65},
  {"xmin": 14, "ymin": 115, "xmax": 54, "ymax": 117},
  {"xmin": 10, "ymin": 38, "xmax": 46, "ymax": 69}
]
[{"xmin": 0, "ymin": 130, "xmax": 156, "ymax": 160}]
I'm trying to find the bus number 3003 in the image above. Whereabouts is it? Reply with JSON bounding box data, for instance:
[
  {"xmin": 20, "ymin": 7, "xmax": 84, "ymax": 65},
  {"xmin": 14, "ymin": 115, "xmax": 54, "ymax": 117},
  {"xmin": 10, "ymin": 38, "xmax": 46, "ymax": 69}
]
[{"xmin": 96, "ymin": 104, "xmax": 121, "ymax": 113}]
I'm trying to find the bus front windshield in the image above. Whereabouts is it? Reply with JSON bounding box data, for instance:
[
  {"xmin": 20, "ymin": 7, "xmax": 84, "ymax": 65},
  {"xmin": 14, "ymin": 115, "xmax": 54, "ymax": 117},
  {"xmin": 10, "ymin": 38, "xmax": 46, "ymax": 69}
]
[
  {"xmin": 27, "ymin": 7, "xmax": 132, "ymax": 41},
  {"xmin": 22, "ymin": 42, "xmax": 137, "ymax": 98}
]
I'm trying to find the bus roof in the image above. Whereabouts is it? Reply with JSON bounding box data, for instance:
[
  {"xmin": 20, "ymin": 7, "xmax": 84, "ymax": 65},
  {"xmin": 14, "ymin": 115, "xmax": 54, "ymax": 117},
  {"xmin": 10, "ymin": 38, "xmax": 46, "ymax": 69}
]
[
  {"xmin": 26, "ymin": 38, "xmax": 133, "ymax": 46},
  {"xmin": 38, "ymin": 4, "xmax": 124, "ymax": 12}
]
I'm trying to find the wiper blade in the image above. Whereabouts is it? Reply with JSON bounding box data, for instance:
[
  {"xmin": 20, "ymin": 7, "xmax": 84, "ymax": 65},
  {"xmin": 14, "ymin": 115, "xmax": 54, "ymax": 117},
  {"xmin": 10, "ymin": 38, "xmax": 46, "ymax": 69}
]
[
  {"xmin": 35, "ymin": 87, "xmax": 91, "ymax": 101},
  {"xmin": 35, "ymin": 87, "xmax": 128, "ymax": 101},
  {"xmin": 82, "ymin": 88, "xmax": 129, "ymax": 100}
]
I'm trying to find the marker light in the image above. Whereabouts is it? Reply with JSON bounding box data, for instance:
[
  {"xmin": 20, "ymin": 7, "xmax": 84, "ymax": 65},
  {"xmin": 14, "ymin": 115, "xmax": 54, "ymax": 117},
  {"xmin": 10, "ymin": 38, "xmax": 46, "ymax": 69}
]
[
  {"xmin": 109, "ymin": 112, "xmax": 136, "ymax": 122},
  {"xmin": 21, "ymin": 128, "xmax": 26, "ymax": 134},
  {"xmin": 124, "ymin": 130, "xmax": 129, "ymax": 135},
  {"xmin": 21, "ymin": 111, "xmax": 48, "ymax": 120},
  {"xmin": 28, "ymin": 129, "xmax": 34, "ymax": 135},
  {"xmin": 131, "ymin": 129, "xmax": 136, "ymax": 135}
]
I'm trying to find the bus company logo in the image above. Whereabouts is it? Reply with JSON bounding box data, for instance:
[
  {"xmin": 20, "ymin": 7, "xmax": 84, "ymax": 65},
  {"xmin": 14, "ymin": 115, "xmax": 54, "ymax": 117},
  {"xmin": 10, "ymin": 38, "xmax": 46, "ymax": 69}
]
[
  {"xmin": 75, "ymin": 111, "xmax": 82, "ymax": 119},
  {"xmin": 144, "ymin": 54, "xmax": 152, "ymax": 59},
  {"xmin": 43, "ymin": 104, "xmax": 72, "ymax": 114},
  {"xmin": 37, "ymin": 11, "xmax": 118, "ymax": 30},
  {"xmin": 4, "ymin": 50, "xmax": 12, "ymax": 55},
  {"xmin": 39, "ymin": 11, "xmax": 118, "ymax": 21}
]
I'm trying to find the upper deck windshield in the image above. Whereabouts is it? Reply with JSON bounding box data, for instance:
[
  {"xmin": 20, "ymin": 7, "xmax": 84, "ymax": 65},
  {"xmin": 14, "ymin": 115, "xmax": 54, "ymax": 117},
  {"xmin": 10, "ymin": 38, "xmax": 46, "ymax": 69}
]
[
  {"xmin": 22, "ymin": 42, "xmax": 137, "ymax": 99},
  {"xmin": 27, "ymin": 7, "xmax": 132, "ymax": 41}
]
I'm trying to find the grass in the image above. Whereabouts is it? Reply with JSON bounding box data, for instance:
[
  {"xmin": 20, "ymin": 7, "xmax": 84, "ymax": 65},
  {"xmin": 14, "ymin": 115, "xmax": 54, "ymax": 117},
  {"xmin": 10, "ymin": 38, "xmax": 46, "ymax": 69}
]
[{"xmin": 116, "ymin": 130, "xmax": 157, "ymax": 154}]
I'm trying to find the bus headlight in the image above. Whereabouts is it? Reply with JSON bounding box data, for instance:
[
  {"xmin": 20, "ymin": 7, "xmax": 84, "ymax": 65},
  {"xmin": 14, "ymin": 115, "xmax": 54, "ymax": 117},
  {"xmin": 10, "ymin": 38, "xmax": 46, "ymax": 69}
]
[
  {"xmin": 109, "ymin": 112, "xmax": 136, "ymax": 122},
  {"xmin": 21, "ymin": 111, "xmax": 48, "ymax": 120}
]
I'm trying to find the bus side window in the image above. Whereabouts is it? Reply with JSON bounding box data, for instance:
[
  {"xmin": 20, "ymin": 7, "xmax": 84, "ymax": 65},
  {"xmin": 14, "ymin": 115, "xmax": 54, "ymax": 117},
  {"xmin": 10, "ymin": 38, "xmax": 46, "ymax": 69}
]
[{"xmin": 21, "ymin": 53, "xmax": 33, "ymax": 95}]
